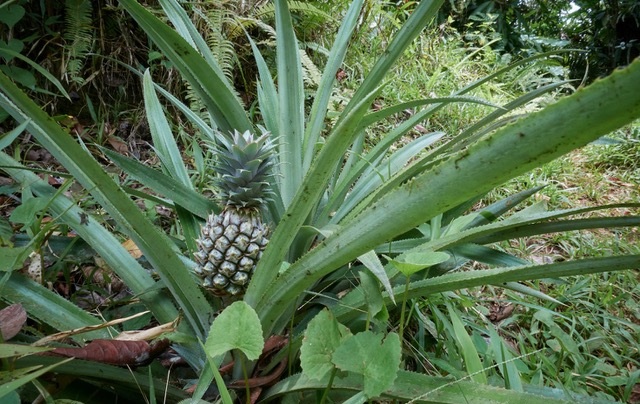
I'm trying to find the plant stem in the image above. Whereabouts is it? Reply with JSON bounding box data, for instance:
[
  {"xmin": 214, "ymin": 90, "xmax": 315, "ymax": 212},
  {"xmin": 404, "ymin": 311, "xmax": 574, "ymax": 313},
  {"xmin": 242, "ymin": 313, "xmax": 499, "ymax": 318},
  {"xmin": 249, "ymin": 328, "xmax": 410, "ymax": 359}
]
[
  {"xmin": 320, "ymin": 368, "xmax": 338, "ymax": 404},
  {"xmin": 398, "ymin": 276, "xmax": 411, "ymax": 350},
  {"xmin": 241, "ymin": 356, "xmax": 250, "ymax": 404}
]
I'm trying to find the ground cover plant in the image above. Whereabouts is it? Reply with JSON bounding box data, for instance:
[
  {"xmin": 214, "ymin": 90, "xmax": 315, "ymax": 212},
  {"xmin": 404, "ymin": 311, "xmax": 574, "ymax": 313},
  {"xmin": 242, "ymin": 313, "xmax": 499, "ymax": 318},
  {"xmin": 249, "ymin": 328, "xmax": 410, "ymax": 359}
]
[{"xmin": 1, "ymin": 0, "xmax": 639, "ymax": 402}]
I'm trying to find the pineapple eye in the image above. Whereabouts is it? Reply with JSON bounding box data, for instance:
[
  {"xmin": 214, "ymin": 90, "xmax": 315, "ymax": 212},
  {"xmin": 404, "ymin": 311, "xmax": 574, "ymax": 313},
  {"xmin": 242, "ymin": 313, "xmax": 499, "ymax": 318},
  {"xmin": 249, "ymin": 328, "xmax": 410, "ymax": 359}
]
[
  {"xmin": 198, "ymin": 238, "xmax": 214, "ymax": 251},
  {"xmin": 225, "ymin": 246, "xmax": 242, "ymax": 263},
  {"xmin": 232, "ymin": 271, "xmax": 249, "ymax": 286},
  {"xmin": 202, "ymin": 275, "xmax": 214, "ymax": 288},
  {"xmin": 224, "ymin": 224, "xmax": 239, "ymax": 239},
  {"xmin": 212, "ymin": 274, "xmax": 228, "ymax": 288},
  {"xmin": 212, "ymin": 224, "xmax": 224, "ymax": 237},
  {"xmin": 208, "ymin": 249, "xmax": 224, "ymax": 264},
  {"xmin": 214, "ymin": 236, "xmax": 231, "ymax": 251},
  {"xmin": 239, "ymin": 257, "xmax": 254, "ymax": 271},
  {"xmin": 194, "ymin": 250, "xmax": 208, "ymax": 264},
  {"xmin": 233, "ymin": 234, "xmax": 250, "ymax": 250},
  {"xmin": 219, "ymin": 261, "xmax": 236, "ymax": 277},
  {"xmin": 239, "ymin": 221, "xmax": 254, "ymax": 235},
  {"xmin": 225, "ymin": 284, "xmax": 243, "ymax": 296},
  {"xmin": 203, "ymin": 262, "xmax": 216, "ymax": 274},
  {"xmin": 246, "ymin": 243, "xmax": 260, "ymax": 259}
]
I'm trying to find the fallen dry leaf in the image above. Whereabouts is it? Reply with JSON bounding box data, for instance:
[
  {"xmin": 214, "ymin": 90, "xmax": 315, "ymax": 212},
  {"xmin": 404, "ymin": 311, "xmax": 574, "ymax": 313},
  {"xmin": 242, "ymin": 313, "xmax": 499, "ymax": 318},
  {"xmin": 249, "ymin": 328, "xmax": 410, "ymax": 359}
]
[
  {"xmin": 107, "ymin": 135, "xmax": 129, "ymax": 155},
  {"xmin": 0, "ymin": 304, "xmax": 27, "ymax": 340},
  {"xmin": 122, "ymin": 239, "xmax": 142, "ymax": 259},
  {"xmin": 49, "ymin": 338, "xmax": 169, "ymax": 366}
]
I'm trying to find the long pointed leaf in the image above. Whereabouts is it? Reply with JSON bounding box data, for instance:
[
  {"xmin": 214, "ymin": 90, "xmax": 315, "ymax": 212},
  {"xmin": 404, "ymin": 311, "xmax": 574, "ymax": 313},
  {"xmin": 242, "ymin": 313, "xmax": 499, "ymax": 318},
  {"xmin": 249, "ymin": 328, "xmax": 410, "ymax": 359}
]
[
  {"xmin": 118, "ymin": 0, "xmax": 250, "ymax": 133},
  {"xmin": 2, "ymin": 274, "xmax": 108, "ymax": 340},
  {"xmin": 101, "ymin": 147, "xmax": 218, "ymax": 218},
  {"xmin": 0, "ymin": 71, "xmax": 213, "ymax": 339},
  {"xmin": 275, "ymin": 0, "xmax": 305, "ymax": 206},
  {"xmin": 303, "ymin": 0, "xmax": 365, "ymax": 171},
  {"xmin": 0, "ymin": 151, "xmax": 180, "ymax": 325},
  {"xmin": 335, "ymin": 255, "xmax": 640, "ymax": 325},
  {"xmin": 253, "ymin": 59, "xmax": 640, "ymax": 336}
]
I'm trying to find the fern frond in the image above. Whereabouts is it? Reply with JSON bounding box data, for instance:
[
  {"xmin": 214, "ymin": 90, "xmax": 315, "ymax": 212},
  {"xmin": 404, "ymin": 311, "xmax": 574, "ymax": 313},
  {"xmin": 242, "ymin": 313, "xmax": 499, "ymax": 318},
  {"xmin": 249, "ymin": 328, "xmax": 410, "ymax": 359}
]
[
  {"xmin": 63, "ymin": 0, "xmax": 93, "ymax": 85},
  {"xmin": 252, "ymin": 1, "xmax": 332, "ymax": 23},
  {"xmin": 299, "ymin": 48, "xmax": 322, "ymax": 88},
  {"xmin": 193, "ymin": 4, "xmax": 238, "ymax": 81}
]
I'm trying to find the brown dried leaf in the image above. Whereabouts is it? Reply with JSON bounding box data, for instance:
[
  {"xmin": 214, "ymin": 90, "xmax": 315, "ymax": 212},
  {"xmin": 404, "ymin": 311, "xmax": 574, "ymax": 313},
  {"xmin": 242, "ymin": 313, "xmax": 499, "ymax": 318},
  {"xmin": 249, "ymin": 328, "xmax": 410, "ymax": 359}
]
[
  {"xmin": 122, "ymin": 239, "xmax": 142, "ymax": 259},
  {"xmin": 631, "ymin": 383, "xmax": 640, "ymax": 404},
  {"xmin": 107, "ymin": 135, "xmax": 129, "ymax": 155},
  {"xmin": 0, "ymin": 304, "xmax": 27, "ymax": 340},
  {"xmin": 488, "ymin": 303, "xmax": 515, "ymax": 323},
  {"xmin": 50, "ymin": 339, "xmax": 152, "ymax": 366}
]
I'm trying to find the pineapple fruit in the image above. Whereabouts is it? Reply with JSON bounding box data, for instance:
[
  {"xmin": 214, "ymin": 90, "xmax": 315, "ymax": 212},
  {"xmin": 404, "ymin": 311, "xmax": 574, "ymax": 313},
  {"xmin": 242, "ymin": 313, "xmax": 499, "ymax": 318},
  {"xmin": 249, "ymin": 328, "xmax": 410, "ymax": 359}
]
[{"xmin": 194, "ymin": 129, "xmax": 274, "ymax": 296}]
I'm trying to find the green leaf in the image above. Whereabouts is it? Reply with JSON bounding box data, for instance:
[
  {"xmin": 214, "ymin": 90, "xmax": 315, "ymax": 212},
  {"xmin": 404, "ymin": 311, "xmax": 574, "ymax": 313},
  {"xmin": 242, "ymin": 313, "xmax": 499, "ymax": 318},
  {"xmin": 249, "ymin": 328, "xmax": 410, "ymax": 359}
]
[
  {"xmin": 14, "ymin": 355, "xmax": 188, "ymax": 402},
  {"xmin": 0, "ymin": 5, "xmax": 25, "ymax": 29},
  {"xmin": 2, "ymin": 273, "xmax": 109, "ymax": 340},
  {"xmin": 118, "ymin": 0, "xmax": 250, "ymax": 133},
  {"xmin": 274, "ymin": 0, "xmax": 304, "ymax": 206},
  {"xmin": 205, "ymin": 301, "xmax": 264, "ymax": 361},
  {"xmin": 8, "ymin": 196, "xmax": 48, "ymax": 225},
  {"xmin": 332, "ymin": 331, "xmax": 401, "ymax": 399},
  {"xmin": 0, "ymin": 152, "xmax": 180, "ymax": 330},
  {"xmin": 0, "ymin": 73, "xmax": 214, "ymax": 339},
  {"xmin": 358, "ymin": 270, "xmax": 385, "ymax": 319},
  {"xmin": 253, "ymin": 59, "xmax": 640, "ymax": 336},
  {"xmin": 0, "ymin": 358, "xmax": 72, "ymax": 400},
  {"xmin": 0, "ymin": 344, "xmax": 51, "ymax": 358},
  {"xmin": 358, "ymin": 251, "xmax": 395, "ymax": 304},
  {"xmin": 303, "ymin": 0, "xmax": 365, "ymax": 171},
  {"xmin": 0, "ymin": 119, "xmax": 28, "ymax": 150},
  {"xmin": 487, "ymin": 325, "xmax": 523, "ymax": 391},
  {"xmin": 0, "ymin": 47, "xmax": 69, "ymax": 99},
  {"xmin": 387, "ymin": 251, "xmax": 450, "ymax": 276},
  {"xmin": 143, "ymin": 70, "xmax": 191, "ymax": 186},
  {"xmin": 100, "ymin": 147, "xmax": 218, "ymax": 218},
  {"xmin": 446, "ymin": 302, "xmax": 487, "ymax": 384},
  {"xmin": 533, "ymin": 310, "xmax": 580, "ymax": 356},
  {"xmin": 299, "ymin": 309, "xmax": 351, "ymax": 381},
  {"xmin": 263, "ymin": 370, "xmax": 571, "ymax": 403},
  {"xmin": 0, "ymin": 246, "xmax": 29, "ymax": 272},
  {"xmin": 334, "ymin": 255, "xmax": 640, "ymax": 324}
]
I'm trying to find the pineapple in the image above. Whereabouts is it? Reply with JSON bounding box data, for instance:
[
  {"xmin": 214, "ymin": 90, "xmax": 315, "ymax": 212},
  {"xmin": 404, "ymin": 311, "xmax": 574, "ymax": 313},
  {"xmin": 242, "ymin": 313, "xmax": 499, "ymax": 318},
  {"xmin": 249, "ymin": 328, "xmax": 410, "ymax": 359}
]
[{"xmin": 194, "ymin": 129, "xmax": 274, "ymax": 296}]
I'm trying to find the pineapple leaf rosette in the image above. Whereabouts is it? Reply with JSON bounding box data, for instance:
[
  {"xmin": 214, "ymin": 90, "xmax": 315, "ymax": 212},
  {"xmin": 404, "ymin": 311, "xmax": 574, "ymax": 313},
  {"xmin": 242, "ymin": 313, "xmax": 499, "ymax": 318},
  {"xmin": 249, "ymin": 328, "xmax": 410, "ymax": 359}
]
[{"xmin": 194, "ymin": 129, "xmax": 274, "ymax": 296}]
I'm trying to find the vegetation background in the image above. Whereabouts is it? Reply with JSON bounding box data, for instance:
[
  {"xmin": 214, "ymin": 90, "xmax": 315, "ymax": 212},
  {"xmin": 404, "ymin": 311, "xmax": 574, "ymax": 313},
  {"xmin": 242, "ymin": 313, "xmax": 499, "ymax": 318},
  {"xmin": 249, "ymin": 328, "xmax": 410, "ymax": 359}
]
[{"xmin": 0, "ymin": 0, "xmax": 639, "ymax": 403}]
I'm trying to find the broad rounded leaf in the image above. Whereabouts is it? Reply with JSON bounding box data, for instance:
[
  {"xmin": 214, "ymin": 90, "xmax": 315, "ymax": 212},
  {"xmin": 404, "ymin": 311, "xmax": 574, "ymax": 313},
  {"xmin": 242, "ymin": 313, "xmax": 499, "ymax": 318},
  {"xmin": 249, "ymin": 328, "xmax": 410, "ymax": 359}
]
[
  {"xmin": 332, "ymin": 331, "xmax": 401, "ymax": 398},
  {"xmin": 205, "ymin": 301, "xmax": 264, "ymax": 361},
  {"xmin": 388, "ymin": 251, "xmax": 450, "ymax": 276},
  {"xmin": 300, "ymin": 309, "xmax": 351, "ymax": 381}
]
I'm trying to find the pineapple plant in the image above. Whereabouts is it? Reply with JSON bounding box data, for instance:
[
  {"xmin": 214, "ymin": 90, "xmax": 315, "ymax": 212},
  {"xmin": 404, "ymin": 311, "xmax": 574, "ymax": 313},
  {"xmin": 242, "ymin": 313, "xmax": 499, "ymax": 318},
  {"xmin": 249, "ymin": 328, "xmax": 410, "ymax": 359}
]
[{"xmin": 194, "ymin": 129, "xmax": 274, "ymax": 296}]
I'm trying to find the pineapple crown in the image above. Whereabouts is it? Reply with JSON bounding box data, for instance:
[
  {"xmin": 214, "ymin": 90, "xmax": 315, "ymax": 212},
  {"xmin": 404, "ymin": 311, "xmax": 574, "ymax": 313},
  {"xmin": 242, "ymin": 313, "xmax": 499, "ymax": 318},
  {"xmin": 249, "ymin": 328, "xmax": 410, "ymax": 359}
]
[{"xmin": 212, "ymin": 128, "xmax": 275, "ymax": 210}]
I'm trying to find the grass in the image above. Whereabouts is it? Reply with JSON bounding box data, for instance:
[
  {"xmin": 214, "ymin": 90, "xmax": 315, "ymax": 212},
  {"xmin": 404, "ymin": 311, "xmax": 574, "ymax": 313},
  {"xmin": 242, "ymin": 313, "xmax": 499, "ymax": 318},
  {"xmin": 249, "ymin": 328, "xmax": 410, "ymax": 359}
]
[{"xmin": 331, "ymin": 12, "xmax": 640, "ymax": 402}]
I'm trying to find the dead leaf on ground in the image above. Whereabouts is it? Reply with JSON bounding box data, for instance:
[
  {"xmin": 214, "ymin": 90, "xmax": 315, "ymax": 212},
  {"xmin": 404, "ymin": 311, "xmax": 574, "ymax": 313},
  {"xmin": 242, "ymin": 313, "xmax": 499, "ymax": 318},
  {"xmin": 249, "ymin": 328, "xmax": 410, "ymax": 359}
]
[
  {"xmin": 630, "ymin": 383, "xmax": 640, "ymax": 404},
  {"xmin": 0, "ymin": 304, "xmax": 27, "ymax": 340},
  {"xmin": 122, "ymin": 238, "xmax": 142, "ymax": 259},
  {"xmin": 49, "ymin": 338, "xmax": 169, "ymax": 366},
  {"xmin": 107, "ymin": 135, "xmax": 129, "ymax": 155},
  {"xmin": 488, "ymin": 303, "xmax": 515, "ymax": 323}
]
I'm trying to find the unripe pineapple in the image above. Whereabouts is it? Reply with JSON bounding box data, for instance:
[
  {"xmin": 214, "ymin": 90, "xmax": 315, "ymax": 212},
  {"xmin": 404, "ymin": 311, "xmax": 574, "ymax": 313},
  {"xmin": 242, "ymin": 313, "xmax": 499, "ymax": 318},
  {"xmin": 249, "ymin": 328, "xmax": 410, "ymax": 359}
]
[{"xmin": 194, "ymin": 129, "xmax": 274, "ymax": 296}]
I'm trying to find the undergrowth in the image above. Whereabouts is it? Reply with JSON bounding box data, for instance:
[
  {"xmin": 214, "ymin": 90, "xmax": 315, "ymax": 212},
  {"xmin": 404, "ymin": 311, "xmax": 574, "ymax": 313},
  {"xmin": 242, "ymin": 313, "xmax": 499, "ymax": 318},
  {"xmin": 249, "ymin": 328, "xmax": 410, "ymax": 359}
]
[{"xmin": 334, "ymin": 10, "xmax": 640, "ymax": 403}]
